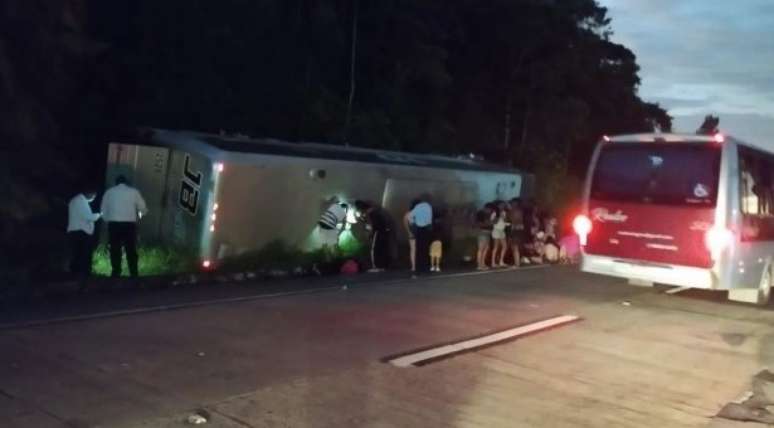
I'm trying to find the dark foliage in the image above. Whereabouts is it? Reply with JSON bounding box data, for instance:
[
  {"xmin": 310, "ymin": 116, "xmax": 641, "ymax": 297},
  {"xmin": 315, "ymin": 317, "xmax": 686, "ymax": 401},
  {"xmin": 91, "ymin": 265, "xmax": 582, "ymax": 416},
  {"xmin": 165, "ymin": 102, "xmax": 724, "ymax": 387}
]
[{"xmin": 1, "ymin": 0, "xmax": 670, "ymax": 279}]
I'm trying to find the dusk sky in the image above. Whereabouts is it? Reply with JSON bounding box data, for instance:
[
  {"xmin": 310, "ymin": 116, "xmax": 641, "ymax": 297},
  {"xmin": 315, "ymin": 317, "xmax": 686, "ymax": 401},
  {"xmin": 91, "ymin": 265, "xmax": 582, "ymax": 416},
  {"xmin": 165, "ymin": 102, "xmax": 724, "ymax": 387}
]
[{"xmin": 600, "ymin": 0, "xmax": 774, "ymax": 149}]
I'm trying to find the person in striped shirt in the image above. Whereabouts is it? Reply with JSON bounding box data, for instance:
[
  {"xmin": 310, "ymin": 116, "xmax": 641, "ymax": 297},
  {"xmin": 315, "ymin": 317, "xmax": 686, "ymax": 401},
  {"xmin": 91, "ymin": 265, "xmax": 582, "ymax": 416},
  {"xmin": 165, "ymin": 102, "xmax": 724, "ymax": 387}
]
[{"xmin": 318, "ymin": 199, "xmax": 349, "ymax": 257}]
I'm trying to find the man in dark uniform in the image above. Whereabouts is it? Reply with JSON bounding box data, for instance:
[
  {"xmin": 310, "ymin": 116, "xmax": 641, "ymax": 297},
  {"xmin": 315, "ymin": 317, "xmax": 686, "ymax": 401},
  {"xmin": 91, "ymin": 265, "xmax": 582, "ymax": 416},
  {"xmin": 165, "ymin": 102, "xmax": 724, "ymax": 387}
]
[{"xmin": 355, "ymin": 200, "xmax": 391, "ymax": 272}]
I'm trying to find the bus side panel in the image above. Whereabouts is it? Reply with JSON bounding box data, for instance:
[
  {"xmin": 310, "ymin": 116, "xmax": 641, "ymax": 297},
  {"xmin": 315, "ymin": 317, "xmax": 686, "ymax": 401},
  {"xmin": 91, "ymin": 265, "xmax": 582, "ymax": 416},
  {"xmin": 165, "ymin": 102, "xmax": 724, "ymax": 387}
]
[
  {"xmin": 210, "ymin": 156, "xmax": 523, "ymax": 264},
  {"xmin": 715, "ymin": 140, "xmax": 739, "ymax": 289},
  {"xmin": 729, "ymin": 142, "xmax": 774, "ymax": 289},
  {"xmin": 105, "ymin": 143, "xmax": 170, "ymax": 243}
]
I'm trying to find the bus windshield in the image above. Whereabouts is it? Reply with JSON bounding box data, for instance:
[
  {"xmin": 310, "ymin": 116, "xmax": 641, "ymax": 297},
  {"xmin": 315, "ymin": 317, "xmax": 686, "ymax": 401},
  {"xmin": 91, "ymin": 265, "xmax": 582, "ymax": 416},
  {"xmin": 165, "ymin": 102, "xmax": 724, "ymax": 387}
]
[{"xmin": 590, "ymin": 143, "xmax": 721, "ymax": 206}]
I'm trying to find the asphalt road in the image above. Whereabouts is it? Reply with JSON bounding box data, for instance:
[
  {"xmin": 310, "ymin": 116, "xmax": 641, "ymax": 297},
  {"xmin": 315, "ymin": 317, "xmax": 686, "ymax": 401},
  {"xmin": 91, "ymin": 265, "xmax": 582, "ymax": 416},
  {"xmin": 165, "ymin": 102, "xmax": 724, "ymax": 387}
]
[{"xmin": 1, "ymin": 266, "xmax": 773, "ymax": 427}]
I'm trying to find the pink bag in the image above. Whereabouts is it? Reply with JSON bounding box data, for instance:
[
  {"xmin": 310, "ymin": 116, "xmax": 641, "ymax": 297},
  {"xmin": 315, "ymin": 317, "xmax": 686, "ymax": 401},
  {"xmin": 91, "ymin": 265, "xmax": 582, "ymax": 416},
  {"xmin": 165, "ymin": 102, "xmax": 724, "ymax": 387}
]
[
  {"xmin": 340, "ymin": 259, "xmax": 359, "ymax": 275},
  {"xmin": 559, "ymin": 234, "xmax": 580, "ymax": 261}
]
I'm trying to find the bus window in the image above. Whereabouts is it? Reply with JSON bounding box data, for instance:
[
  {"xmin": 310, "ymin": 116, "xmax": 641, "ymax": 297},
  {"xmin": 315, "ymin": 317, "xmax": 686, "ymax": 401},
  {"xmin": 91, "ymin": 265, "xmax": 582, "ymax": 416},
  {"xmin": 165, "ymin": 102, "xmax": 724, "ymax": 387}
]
[
  {"xmin": 591, "ymin": 143, "xmax": 721, "ymax": 206},
  {"xmin": 740, "ymin": 149, "xmax": 774, "ymax": 217},
  {"xmin": 739, "ymin": 156, "xmax": 759, "ymax": 214},
  {"xmin": 739, "ymin": 146, "xmax": 774, "ymax": 240}
]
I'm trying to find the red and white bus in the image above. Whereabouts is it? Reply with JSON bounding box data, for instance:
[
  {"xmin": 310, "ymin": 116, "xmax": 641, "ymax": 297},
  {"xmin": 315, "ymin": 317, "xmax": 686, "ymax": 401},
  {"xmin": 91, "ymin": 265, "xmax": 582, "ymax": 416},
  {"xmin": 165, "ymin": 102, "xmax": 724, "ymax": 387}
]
[{"xmin": 575, "ymin": 133, "xmax": 774, "ymax": 305}]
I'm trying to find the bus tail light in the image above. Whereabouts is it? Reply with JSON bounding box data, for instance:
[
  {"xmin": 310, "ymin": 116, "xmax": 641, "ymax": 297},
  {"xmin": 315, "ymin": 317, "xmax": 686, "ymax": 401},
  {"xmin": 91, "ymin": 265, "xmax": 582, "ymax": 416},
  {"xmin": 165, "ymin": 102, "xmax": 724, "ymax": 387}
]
[
  {"xmin": 705, "ymin": 226, "xmax": 733, "ymax": 255},
  {"xmin": 573, "ymin": 214, "xmax": 593, "ymax": 246}
]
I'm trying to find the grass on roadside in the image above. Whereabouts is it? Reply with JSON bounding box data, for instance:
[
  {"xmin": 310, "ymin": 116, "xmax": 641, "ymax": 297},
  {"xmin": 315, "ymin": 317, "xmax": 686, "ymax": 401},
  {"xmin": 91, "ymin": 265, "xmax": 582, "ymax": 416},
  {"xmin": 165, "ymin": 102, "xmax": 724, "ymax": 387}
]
[{"xmin": 92, "ymin": 244, "xmax": 199, "ymax": 277}]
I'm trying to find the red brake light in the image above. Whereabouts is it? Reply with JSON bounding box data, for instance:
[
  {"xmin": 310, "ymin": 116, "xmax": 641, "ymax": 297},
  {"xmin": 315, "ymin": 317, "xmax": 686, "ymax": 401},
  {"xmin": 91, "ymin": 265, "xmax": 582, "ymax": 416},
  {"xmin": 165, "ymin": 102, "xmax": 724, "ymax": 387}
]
[
  {"xmin": 202, "ymin": 260, "xmax": 212, "ymax": 269},
  {"xmin": 713, "ymin": 133, "xmax": 725, "ymax": 143},
  {"xmin": 573, "ymin": 214, "xmax": 592, "ymax": 245}
]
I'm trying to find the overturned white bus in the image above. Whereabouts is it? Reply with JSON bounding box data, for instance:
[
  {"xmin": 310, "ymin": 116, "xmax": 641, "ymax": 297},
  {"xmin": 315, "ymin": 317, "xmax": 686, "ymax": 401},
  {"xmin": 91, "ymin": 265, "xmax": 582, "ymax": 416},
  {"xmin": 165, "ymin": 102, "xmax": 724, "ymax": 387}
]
[{"xmin": 106, "ymin": 128, "xmax": 533, "ymax": 269}]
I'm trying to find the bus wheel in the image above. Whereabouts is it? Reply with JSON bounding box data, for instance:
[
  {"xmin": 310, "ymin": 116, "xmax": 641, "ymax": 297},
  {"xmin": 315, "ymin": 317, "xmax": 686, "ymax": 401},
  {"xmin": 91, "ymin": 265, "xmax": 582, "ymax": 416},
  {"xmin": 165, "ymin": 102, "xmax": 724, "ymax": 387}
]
[
  {"xmin": 758, "ymin": 265, "xmax": 772, "ymax": 306},
  {"xmin": 627, "ymin": 278, "xmax": 654, "ymax": 287},
  {"xmin": 728, "ymin": 265, "xmax": 771, "ymax": 306}
]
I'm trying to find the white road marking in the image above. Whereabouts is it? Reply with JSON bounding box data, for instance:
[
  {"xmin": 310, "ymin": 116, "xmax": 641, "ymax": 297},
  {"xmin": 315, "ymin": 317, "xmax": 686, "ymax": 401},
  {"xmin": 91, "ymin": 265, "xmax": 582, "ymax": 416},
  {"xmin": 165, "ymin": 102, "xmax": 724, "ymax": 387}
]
[
  {"xmin": 387, "ymin": 314, "xmax": 581, "ymax": 367},
  {"xmin": 665, "ymin": 286, "xmax": 691, "ymax": 295}
]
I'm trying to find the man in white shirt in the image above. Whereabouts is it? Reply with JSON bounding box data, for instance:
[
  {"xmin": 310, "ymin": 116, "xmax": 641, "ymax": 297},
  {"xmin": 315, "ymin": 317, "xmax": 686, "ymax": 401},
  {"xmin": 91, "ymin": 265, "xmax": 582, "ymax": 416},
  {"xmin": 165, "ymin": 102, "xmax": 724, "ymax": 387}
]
[
  {"xmin": 101, "ymin": 175, "xmax": 148, "ymax": 277},
  {"xmin": 409, "ymin": 198, "xmax": 433, "ymax": 273},
  {"xmin": 67, "ymin": 188, "xmax": 101, "ymax": 277}
]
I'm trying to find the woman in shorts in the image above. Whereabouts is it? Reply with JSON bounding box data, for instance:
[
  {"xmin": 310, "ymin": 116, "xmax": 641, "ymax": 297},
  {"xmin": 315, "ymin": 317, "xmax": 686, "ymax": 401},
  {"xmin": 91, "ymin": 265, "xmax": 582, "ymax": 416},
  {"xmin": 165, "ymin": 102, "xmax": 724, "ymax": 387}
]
[
  {"xmin": 508, "ymin": 200, "xmax": 525, "ymax": 267},
  {"xmin": 403, "ymin": 199, "xmax": 420, "ymax": 272},
  {"xmin": 475, "ymin": 204, "xmax": 494, "ymax": 270},
  {"xmin": 490, "ymin": 206, "xmax": 510, "ymax": 268}
]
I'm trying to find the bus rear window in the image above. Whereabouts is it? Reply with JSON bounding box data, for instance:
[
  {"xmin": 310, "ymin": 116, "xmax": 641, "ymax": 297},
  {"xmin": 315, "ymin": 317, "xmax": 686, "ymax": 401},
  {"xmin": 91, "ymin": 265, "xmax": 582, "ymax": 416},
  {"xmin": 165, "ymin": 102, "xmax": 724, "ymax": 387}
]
[{"xmin": 590, "ymin": 143, "xmax": 721, "ymax": 205}]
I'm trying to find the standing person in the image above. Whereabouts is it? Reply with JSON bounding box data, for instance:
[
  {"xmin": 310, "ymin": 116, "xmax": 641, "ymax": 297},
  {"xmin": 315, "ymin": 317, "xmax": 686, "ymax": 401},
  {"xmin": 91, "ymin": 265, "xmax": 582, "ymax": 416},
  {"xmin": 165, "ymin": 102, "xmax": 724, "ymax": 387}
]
[
  {"xmin": 508, "ymin": 198, "xmax": 525, "ymax": 267},
  {"xmin": 355, "ymin": 200, "xmax": 391, "ymax": 272},
  {"xmin": 66, "ymin": 188, "xmax": 101, "ymax": 278},
  {"xmin": 532, "ymin": 231, "xmax": 548, "ymax": 264},
  {"xmin": 318, "ymin": 198, "xmax": 349, "ymax": 258},
  {"xmin": 403, "ymin": 199, "xmax": 421, "ymax": 272},
  {"xmin": 490, "ymin": 206, "xmax": 510, "ymax": 268},
  {"xmin": 429, "ymin": 212, "xmax": 444, "ymax": 272},
  {"xmin": 522, "ymin": 203, "xmax": 544, "ymax": 265},
  {"xmin": 522, "ymin": 199, "xmax": 537, "ymax": 242},
  {"xmin": 475, "ymin": 203, "xmax": 494, "ymax": 270},
  {"xmin": 541, "ymin": 212, "xmax": 560, "ymax": 263},
  {"xmin": 101, "ymin": 175, "xmax": 148, "ymax": 278},
  {"xmin": 408, "ymin": 198, "xmax": 433, "ymax": 273},
  {"xmin": 543, "ymin": 213, "xmax": 558, "ymax": 243}
]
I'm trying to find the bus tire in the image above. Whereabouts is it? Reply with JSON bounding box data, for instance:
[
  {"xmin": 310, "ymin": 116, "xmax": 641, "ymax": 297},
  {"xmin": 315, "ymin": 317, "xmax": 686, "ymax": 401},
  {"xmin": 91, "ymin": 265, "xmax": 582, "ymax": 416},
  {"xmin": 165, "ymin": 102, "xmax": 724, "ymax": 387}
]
[
  {"xmin": 758, "ymin": 264, "xmax": 772, "ymax": 306},
  {"xmin": 627, "ymin": 278, "xmax": 654, "ymax": 287},
  {"xmin": 728, "ymin": 264, "xmax": 771, "ymax": 306}
]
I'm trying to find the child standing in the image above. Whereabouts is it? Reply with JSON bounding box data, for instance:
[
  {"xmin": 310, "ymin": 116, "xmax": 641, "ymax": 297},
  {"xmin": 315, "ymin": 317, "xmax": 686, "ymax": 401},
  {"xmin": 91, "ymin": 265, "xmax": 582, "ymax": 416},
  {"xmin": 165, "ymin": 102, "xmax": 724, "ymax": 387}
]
[
  {"xmin": 430, "ymin": 214, "xmax": 444, "ymax": 272},
  {"xmin": 430, "ymin": 239, "xmax": 443, "ymax": 272}
]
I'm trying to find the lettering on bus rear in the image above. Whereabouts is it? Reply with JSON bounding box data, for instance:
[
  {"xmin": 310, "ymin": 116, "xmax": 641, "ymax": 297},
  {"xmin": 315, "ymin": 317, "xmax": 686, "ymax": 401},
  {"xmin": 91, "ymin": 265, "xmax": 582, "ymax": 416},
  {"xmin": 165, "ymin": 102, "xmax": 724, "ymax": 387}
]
[{"xmin": 591, "ymin": 208, "xmax": 628, "ymax": 223}]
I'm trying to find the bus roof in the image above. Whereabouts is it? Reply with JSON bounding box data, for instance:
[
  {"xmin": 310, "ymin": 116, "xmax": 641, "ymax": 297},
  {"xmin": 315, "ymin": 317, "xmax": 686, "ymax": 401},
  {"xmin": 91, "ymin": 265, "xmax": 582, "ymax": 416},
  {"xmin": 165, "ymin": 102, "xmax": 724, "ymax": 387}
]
[
  {"xmin": 134, "ymin": 128, "xmax": 522, "ymax": 174},
  {"xmin": 603, "ymin": 133, "xmax": 774, "ymax": 156},
  {"xmin": 604, "ymin": 133, "xmax": 729, "ymax": 143}
]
